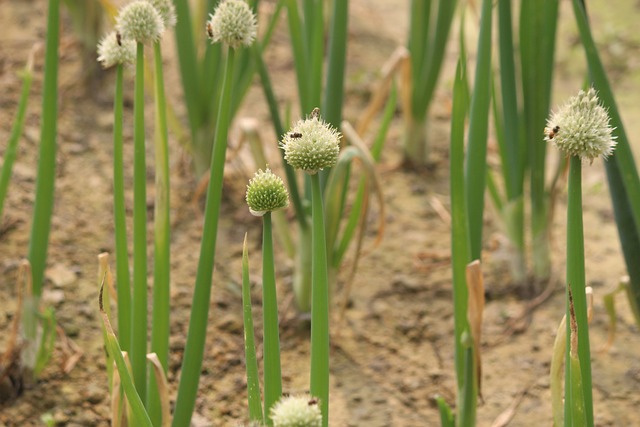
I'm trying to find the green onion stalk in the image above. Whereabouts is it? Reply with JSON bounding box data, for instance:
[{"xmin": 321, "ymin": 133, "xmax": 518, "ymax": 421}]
[
  {"xmin": 572, "ymin": 0, "xmax": 640, "ymax": 329},
  {"xmin": 280, "ymin": 109, "xmax": 341, "ymax": 427},
  {"xmin": 144, "ymin": 0, "xmax": 177, "ymax": 422},
  {"xmin": 171, "ymin": 2, "xmax": 257, "ymax": 425},
  {"xmin": 97, "ymin": 29, "xmax": 136, "ymax": 353},
  {"xmin": 245, "ymin": 168, "xmax": 290, "ymax": 424},
  {"xmin": 23, "ymin": 0, "xmax": 60, "ymax": 376},
  {"xmin": 546, "ymin": 88, "xmax": 616, "ymax": 427}
]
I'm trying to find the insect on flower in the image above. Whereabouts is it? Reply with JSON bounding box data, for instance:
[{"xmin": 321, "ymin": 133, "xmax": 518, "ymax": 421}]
[
  {"xmin": 116, "ymin": 32, "xmax": 122, "ymax": 46},
  {"xmin": 289, "ymin": 132, "xmax": 303, "ymax": 139},
  {"xmin": 547, "ymin": 125, "xmax": 560, "ymax": 140},
  {"xmin": 206, "ymin": 22, "xmax": 214, "ymax": 38},
  {"xmin": 308, "ymin": 398, "xmax": 318, "ymax": 406}
]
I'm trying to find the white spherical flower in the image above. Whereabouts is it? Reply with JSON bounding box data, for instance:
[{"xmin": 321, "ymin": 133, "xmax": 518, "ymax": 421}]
[
  {"xmin": 245, "ymin": 168, "xmax": 289, "ymax": 216},
  {"xmin": 116, "ymin": 0, "xmax": 165, "ymax": 44},
  {"xmin": 270, "ymin": 395, "xmax": 322, "ymax": 427},
  {"xmin": 545, "ymin": 87, "xmax": 616, "ymax": 163},
  {"xmin": 280, "ymin": 109, "xmax": 341, "ymax": 175},
  {"xmin": 207, "ymin": 0, "xmax": 257, "ymax": 49},
  {"xmin": 97, "ymin": 31, "xmax": 136, "ymax": 68},
  {"xmin": 146, "ymin": 0, "xmax": 177, "ymax": 29}
]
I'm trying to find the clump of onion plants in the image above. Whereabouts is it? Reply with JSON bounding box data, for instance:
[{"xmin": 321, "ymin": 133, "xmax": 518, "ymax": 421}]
[
  {"xmin": 97, "ymin": 0, "xmax": 259, "ymax": 425},
  {"xmin": 547, "ymin": 87, "xmax": 615, "ymax": 427}
]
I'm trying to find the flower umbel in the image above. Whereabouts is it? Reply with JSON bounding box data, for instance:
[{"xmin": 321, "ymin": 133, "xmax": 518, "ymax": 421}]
[
  {"xmin": 270, "ymin": 395, "xmax": 322, "ymax": 427},
  {"xmin": 146, "ymin": 0, "xmax": 177, "ymax": 29},
  {"xmin": 207, "ymin": 0, "xmax": 257, "ymax": 49},
  {"xmin": 280, "ymin": 108, "xmax": 341, "ymax": 175},
  {"xmin": 116, "ymin": 0, "xmax": 165, "ymax": 44},
  {"xmin": 545, "ymin": 87, "xmax": 616, "ymax": 162},
  {"xmin": 97, "ymin": 31, "xmax": 136, "ymax": 68},
  {"xmin": 246, "ymin": 168, "xmax": 289, "ymax": 216}
]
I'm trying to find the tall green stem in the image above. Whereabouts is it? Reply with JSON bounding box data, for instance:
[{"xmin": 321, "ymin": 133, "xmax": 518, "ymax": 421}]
[
  {"xmin": 171, "ymin": 47, "xmax": 237, "ymax": 427},
  {"xmin": 262, "ymin": 213, "xmax": 282, "ymax": 424},
  {"xmin": 28, "ymin": 0, "xmax": 60, "ymax": 297},
  {"xmin": 131, "ymin": 41, "xmax": 148, "ymax": 403},
  {"xmin": 148, "ymin": 41, "xmax": 171, "ymax": 426},
  {"xmin": 565, "ymin": 156, "xmax": 593, "ymax": 426},
  {"xmin": 113, "ymin": 64, "xmax": 131, "ymax": 352},
  {"xmin": 309, "ymin": 173, "xmax": 330, "ymax": 427}
]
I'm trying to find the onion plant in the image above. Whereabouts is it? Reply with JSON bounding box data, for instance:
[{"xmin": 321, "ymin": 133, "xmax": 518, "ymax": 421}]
[
  {"xmin": 571, "ymin": 0, "xmax": 640, "ymax": 328},
  {"xmin": 520, "ymin": 0, "xmax": 559, "ymax": 283},
  {"xmin": 245, "ymin": 168, "xmax": 290, "ymax": 424},
  {"xmin": 172, "ymin": 2, "xmax": 257, "ymax": 425},
  {"xmin": 438, "ymin": 0, "xmax": 493, "ymax": 421},
  {"xmin": 280, "ymin": 109, "xmax": 341, "ymax": 427},
  {"xmin": 146, "ymin": 1, "xmax": 176, "ymax": 423},
  {"xmin": 21, "ymin": 0, "xmax": 60, "ymax": 379},
  {"xmin": 546, "ymin": 88, "xmax": 616, "ymax": 427},
  {"xmin": 116, "ymin": 0, "xmax": 166, "ymax": 403},
  {"xmin": 488, "ymin": 0, "xmax": 560, "ymax": 285},
  {"xmin": 97, "ymin": 28, "xmax": 136, "ymax": 357},
  {"xmin": 402, "ymin": 0, "xmax": 457, "ymax": 167}
]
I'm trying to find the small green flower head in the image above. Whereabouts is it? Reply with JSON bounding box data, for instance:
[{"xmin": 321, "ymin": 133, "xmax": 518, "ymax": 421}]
[
  {"xmin": 246, "ymin": 168, "xmax": 289, "ymax": 216},
  {"xmin": 270, "ymin": 395, "xmax": 322, "ymax": 427},
  {"xmin": 280, "ymin": 108, "xmax": 341, "ymax": 175},
  {"xmin": 146, "ymin": 0, "xmax": 177, "ymax": 29},
  {"xmin": 116, "ymin": 0, "xmax": 165, "ymax": 44},
  {"xmin": 545, "ymin": 87, "xmax": 616, "ymax": 162},
  {"xmin": 207, "ymin": 0, "xmax": 257, "ymax": 49},
  {"xmin": 97, "ymin": 31, "xmax": 136, "ymax": 68}
]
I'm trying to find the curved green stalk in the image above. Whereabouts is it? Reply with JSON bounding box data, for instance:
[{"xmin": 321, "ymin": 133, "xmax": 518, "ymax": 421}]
[
  {"xmin": 309, "ymin": 173, "xmax": 330, "ymax": 427},
  {"xmin": 241, "ymin": 234, "xmax": 264, "ymax": 424},
  {"xmin": 148, "ymin": 41, "xmax": 171, "ymax": 426},
  {"xmin": 131, "ymin": 41, "xmax": 148, "ymax": 403},
  {"xmin": 262, "ymin": 213, "xmax": 282, "ymax": 424},
  {"xmin": 112, "ymin": 64, "xmax": 131, "ymax": 352},
  {"xmin": 565, "ymin": 157, "xmax": 593, "ymax": 426},
  {"xmin": 0, "ymin": 60, "xmax": 33, "ymax": 221},
  {"xmin": 28, "ymin": 0, "xmax": 60, "ymax": 297},
  {"xmin": 171, "ymin": 47, "xmax": 237, "ymax": 427}
]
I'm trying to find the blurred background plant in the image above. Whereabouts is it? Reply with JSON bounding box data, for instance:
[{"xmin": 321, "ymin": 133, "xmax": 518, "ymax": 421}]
[{"xmin": 401, "ymin": 0, "xmax": 457, "ymax": 168}]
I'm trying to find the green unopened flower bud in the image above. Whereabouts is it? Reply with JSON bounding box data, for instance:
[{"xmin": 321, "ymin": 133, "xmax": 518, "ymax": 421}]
[
  {"xmin": 545, "ymin": 87, "xmax": 616, "ymax": 162},
  {"xmin": 280, "ymin": 108, "xmax": 341, "ymax": 175},
  {"xmin": 97, "ymin": 31, "xmax": 136, "ymax": 68},
  {"xmin": 146, "ymin": 0, "xmax": 177, "ymax": 29},
  {"xmin": 206, "ymin": 0, "xmax": 257, "ymax": 49},
  {"xmin": 270, "ymin": 395, "xmax": 322, "ymax": 427},
  {"xmin": 116, "ymin": 0, "xmax": 165, "ymax": 44},
  {"xmin": 246, "ymin": 168, "xmax": 289, "ymax": 216}
]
